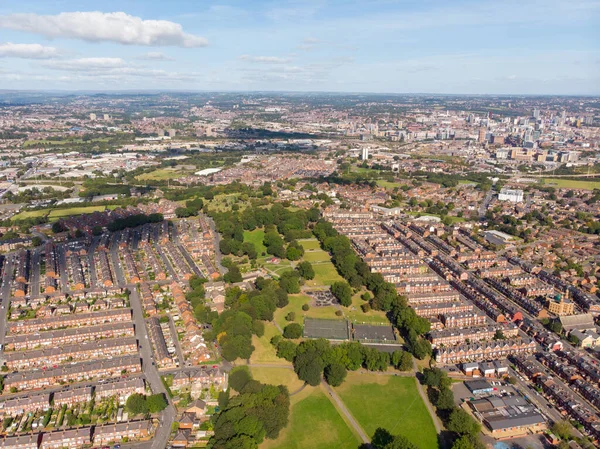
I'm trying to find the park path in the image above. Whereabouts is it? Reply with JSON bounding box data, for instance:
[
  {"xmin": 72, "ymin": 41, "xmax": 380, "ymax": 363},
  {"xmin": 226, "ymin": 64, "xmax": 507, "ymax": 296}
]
[
  {"xmin": 321, "ymin": 378, "xmax": 371, "ymax": 445},
  {"xmin": 412, "ymin": 359, "xmax": 443, "ymax": 435}
]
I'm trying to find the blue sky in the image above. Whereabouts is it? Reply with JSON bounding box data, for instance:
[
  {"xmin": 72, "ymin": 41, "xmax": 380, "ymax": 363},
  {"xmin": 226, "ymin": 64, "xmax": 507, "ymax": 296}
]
[{"xmin": 0, "ymin": 0, "xmax": 598, "ymax": 94}]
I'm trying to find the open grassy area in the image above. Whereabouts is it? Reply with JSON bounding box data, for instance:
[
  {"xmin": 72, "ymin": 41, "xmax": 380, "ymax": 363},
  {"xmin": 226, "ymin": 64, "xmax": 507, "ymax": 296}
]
[
  {"xmin": 307, "ymin": 262, "xmax": 344, "ymax": 287},
  {"xmin": 335, "ymin": 373, "xmax": 438, "ymax": 449},
  {"xmin": 48, "ymin": 206, "xmax": 113, "ymax": 219},
  {"xmin": 274, "ymin": 294, "xmax": 342, "ymax": 330},
  {"xmin": 261, "ymin": 385, "xmax": 361, "ymax": 449},
  {"xmin": 250, "ymin": 366, "xmax": 302, "ymax": 392},
  {"xmin": 344, "ymin": 291, "xmax": 391, "ymax": 325},
  {"xmin": 136, "ymin": 168, "xmax": 186, "ymax": 181},
  {"xmin": 248, "ymin": 323, "xmax": 285, "ymax": 365},
  {"xmin": 376, "ymin": 180, "xmax": 403, "ymax": 189},
  {"xmin": 540, "ymin": 178, "xmax": 600, "ymax": 190},
  {"xmin": 298, "ymin": 238, "xmax": 321, "ymax": 251},
  {"xmin": 10, "ymin": 209, "xmax": 50, "ymax": 220},
  {"xmin": 243, "ymin": 228, "xmax": 267, "ymax": 256},
  {"xmin": 12, "ymin": 205, "xmax": 118, "ymax": 221}
]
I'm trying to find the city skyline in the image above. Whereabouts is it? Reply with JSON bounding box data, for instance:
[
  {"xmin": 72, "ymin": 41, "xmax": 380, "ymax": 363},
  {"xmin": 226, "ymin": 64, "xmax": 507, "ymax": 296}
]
[{"xmin": 0, "ymin": 0, "xmax": 599, "ymax": 95}]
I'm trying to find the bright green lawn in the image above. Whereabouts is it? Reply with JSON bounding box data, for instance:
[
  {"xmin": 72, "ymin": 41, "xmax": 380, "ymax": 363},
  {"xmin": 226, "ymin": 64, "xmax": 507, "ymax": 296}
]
[
  {"xmin": 136, "ymin": 168, "xmax": 183, "ymax": 181},
  {"xmin": 540, "ymin": 178, "xmax": 600, "ymax": 190},
  {"xmin": 48, "ymin": 206, "xmax": 113, "ymax": 218},
  {"xmin": 262, "ymin": 385, "xmax": 360, "ymax": 449},
  {"xmin": 335, "ymin": 373, "xmax": 438, "ymax": 449},
  {"xmin": 11, "ymin": 209, "xmax": 49, "ymax": 220},
  {"xmin": 244, "ymin": 229, "xmax": 267, "ymax": 256},
  {"xmin": 298, "ymin": 238, "xmax": 321, "ymax": 251},
  {"xmin": 306, "ymin": 262, "xmax": 344, "ymax": 287},
  {"xmin": 376, "ymin": 180, "xmax": 403, "ymax": 189}
]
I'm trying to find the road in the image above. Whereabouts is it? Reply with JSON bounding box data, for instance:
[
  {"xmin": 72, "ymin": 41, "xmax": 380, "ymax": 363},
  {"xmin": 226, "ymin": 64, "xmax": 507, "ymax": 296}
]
[
  {"xmin": 128, "ymin": 287, "xmax": 176, "ymax": 449},
  {"xmin": 0, "ymin": 255, "xmax": 14, "ymax": 349},
  {"xmin": 413, "ymin": 360, "xmax": 443, "ymax": 435},
  {"xmin": 153, "ymin": 243, "xmax": 178, "ymax": 281},
  {"xmin": 321, "ymin": 378, "xmax": 370, "ymax": 445},
  {"xmin": 29, "ymin": 248, "xmax": 41, "ymax": 298},
  {"xmin": 168, "ymin": 316, "xmax": 185, "ymax": 368},
  {"xmin": 478, "ymin": 190, "xmax": 494, "ymax": 219}
]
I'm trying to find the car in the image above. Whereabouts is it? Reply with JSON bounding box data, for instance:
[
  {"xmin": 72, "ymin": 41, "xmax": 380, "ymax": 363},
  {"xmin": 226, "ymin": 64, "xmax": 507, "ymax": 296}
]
[{"xmin": 114, "ymin": 445, "xmax": 121, "ymax": 449}]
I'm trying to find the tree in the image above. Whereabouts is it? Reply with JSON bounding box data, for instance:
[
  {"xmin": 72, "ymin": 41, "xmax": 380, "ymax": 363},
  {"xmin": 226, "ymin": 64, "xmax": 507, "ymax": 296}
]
[
  {"xmin": 275, "ymin": 340, "xmax": 297, "ymax": 362},
  {"xmin": 146, "ymin": 393, "xmax": 168, "ymax": 413},
  {"xmin": 435, "ymin": 387, "xmax": 455, "ymax": 411},
  {"xmin": 447, "ymin": 408, "xmax": 481, "ymax": 437},
  {"xmin": 550, "ymin": 420, "xmax": 573, "ymax": 440},
  {"xmin": 283, "ymin": 323, "xmax": 303, "ymax": 339},
  {"xmin": 296, "ymin": 261, "xmax": 315, "ymax": 280},
  {"xmin": 224, "ymin": 265, "xmax": 243, "ymax": 283},
  {"xmin": 294, "ymin": 347, "xmax": 325, "ymax": 386},
  {"xmin": 126, "ymin": 394, "xmax": 148, "ymax": 415},
  {"xmin": 493, "ymin": 329, "xmax": 506, "ymax": 340},
  {"xmin": 52, "ymin": 221, "xmax": 66, "ymax": 233},
  {"xmin": 285, "ymin": 312, "xmax": 296, "ymax": 322},
  {"xmin": 331, "ymin": 281, "xmax": 352, "ymax": 307},
  {"xmin": 507, "ymin": 376, "xmax": 517, "ymax": 385},
  {"xmin": 451, "ymin": 435, "xmax": 476, "ymax": 449},
  {"xmin": 324, "ymin": 363, "xmax": 347, "ymax": 387},
  {"xmin": 229, "ymin": 367, "xmax": 252, "ymax": 392}
]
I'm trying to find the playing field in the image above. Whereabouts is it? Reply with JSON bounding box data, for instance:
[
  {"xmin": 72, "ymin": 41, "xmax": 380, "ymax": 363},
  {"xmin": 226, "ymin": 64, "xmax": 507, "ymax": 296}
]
[
  {"xmin": 48, "ymin": 206, "xmax": 112, "ymax": 219},
  {"xmin": 298, "ymin": 238, "xmax": 321, "ymax": 251},
  {"xmin": 304, "ymin": 317, "xmax": 350, "ymax": 340},
  {"xmin": 136, "ymin": 168, "xmax": 184, "ymax": 181},
  {"xmin": 335, "ymin": 373, "xmax": 439, "ymax": 449},
  {"xmin": 541, "ymin": 178, "xmax": 600, "ymax": 190},
  {"xmin": 261, "ymin": 385, "xmax": 361, "ymax": 449}
]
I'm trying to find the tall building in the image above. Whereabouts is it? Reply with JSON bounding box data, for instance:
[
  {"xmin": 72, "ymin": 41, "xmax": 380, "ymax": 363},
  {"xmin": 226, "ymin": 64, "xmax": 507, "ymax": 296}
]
[
  {"xmin": 478, "ymin": 127, "xmax": 487, "ymax": 143},
  {"xmin": 533, "ymin": 108, "xmax": 540, "ymax": 119},
  {"xmin": 89, "ymin": 113, "xmax": 96, "ymax": 121},
  {"xmin": 362, "ymin": 147, "xmax": 370, "ymax": 160},
  {"xmin": 103, "ymin": 114, "xmax": 110, "ymax": 121}
]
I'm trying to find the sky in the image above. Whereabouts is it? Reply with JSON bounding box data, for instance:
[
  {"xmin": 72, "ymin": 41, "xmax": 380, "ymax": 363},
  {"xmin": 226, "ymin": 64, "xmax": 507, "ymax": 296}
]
[{"xmin": 0, "ymin": 0, "xmax": 598, "ymax": 95}]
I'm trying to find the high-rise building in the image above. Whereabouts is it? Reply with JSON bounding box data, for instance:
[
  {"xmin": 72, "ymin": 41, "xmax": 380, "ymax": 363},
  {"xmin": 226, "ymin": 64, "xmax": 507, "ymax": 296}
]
[
  {"xmin": 89, "ymin": 113, "xmax": 96, "ymax": 121},
  {"xmin": 478, "ymin": 127, "xmax": 487, "ymax": 143},
  {"xmin": 103, "ymin": 114, "xmax": 110, "ymax": 121},
  {"xmin": 362, "ymin": 147, "xmax": 370, "ymax": 160},
  {"xmin": 533, "ymin": 108, "xmax": 540, "ymax": 119}
]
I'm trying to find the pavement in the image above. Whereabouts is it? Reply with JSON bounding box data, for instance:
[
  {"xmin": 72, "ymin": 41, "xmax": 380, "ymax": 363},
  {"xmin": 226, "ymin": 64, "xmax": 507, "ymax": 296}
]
[{"xmin": 321, "ymin": 377, "xmax": 370, "ymax": 445}]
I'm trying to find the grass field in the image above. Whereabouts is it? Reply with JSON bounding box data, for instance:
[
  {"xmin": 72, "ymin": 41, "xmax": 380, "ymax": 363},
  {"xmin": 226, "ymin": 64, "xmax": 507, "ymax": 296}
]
[
  {"xmin": 248, "ymin": 323, "xmax": 285, "ymax": 365},
  {"xmin": 244, "ymin": 229, "xmax": 267, "ymax": 256},
  {"xmin": 136, "ymin": 168, "xmax": 184, "ymax": 181},
  {"xmin": 308, "ymin": 262, "xmax": 344, "ymax": 287},
  {"xmin": 12, "ymin": 205, "xmax": 116, "ymax": 221},
  {"xmin": 48, "ymin": 206, "xmax": 111, "ymax": 219},
  {"xmin": 274, "ymin": 294, "xmax": 342, "ymax": 330},
  {"xmin": 344, "ymin": 292, "xmax": 391, "ymax": 325},
  {"xmin": 10, "ymin": 209, "xmax": 50, "ymax": 220},
  {"xmin": 335, "ymin": 373, "xmax": 438, "ymax": 449},
  {"xmin": 376, "ymin": 180, "xmax": 403, "ymax": 189},
  {"xmin": 540, "ymin": 178, "xmax": 600, "ymax": 190},
  {"xmin": 261, "ymin": 385, "xmax": 361, "ymax": 449},
  {"xmin": 406, "ymin": 211, "xmax": 465, "ymax": 224},
  {"xmin": 298, "ymin": 238, "xmax": 344, "ymax": 287},
  {"xmin": 250, "ymin": 366, "xmax": 302, "ymax": 392}
]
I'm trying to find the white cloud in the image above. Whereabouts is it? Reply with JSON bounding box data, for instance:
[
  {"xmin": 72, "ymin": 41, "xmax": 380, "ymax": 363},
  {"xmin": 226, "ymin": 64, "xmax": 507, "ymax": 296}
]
[
  {"xmin": 43, "ymin": 57, "xmax": 126, "ymax": 71},
  {"xmin": 0, "ymin": 42, "xmax": 60, "ymax": 59},
  {"xmin": 136, "ymin": 52, "xmax": 175, "ymax": 61},
  {"xmin": 239, "ymin": 55, "xmax": 292, "ymax": 64},
  {"xmin": 0, "ymin": 12, "xmax": 208, "ymax": 48}
]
